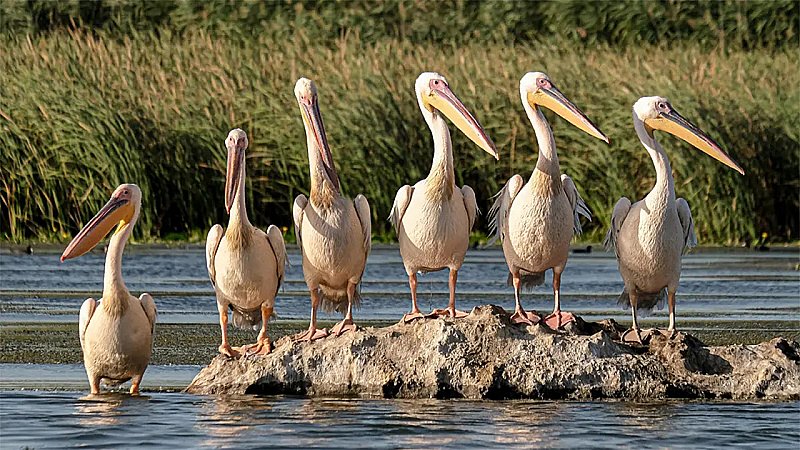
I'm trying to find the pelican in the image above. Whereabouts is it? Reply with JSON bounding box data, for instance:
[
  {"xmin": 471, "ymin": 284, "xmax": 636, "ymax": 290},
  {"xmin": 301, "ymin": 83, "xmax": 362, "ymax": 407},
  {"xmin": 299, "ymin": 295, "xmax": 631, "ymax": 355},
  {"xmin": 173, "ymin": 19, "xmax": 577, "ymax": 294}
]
[
  {"xmin": 61, "ymin": 184, "xmax": 157, "ymax": 395},
  {"xmin": 489, "ymin": 72, "xmax": 609, "ymax": 328},
  {"xmin": 292, "ymin": 78, "xmax": 371, "ymax": 341},
  {"xmin": 390, "ymin": 72, "xmax": 498, "ymax": 322},
  {"xmin": 604, "ymin": 96, "xmax": 744, "ymax": 342},
  {"xmin": 206, "ymin": 129, "xmax": 287, "ymax": 356}
]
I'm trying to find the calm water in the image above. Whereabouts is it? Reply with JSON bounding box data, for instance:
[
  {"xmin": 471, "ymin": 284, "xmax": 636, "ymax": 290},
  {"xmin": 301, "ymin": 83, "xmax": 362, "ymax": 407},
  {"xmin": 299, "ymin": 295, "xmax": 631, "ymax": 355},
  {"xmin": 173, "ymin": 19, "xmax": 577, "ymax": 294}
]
[{"xmin": 1, "ymin": 247, "xmax": 799, "ymax": 448}]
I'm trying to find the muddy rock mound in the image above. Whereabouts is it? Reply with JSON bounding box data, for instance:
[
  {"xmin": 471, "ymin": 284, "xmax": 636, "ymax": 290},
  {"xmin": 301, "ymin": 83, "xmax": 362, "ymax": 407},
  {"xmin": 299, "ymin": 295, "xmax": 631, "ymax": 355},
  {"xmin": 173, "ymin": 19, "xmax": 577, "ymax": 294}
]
[{"xmin": 186, "ymin": 305, "xmax": 799, "ymax": 400}]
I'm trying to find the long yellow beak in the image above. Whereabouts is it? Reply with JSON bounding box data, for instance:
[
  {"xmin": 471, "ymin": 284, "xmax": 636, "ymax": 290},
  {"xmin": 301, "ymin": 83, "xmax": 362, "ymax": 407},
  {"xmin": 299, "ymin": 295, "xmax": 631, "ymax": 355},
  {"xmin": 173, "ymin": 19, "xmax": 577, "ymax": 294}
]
[
  {"xmin": 528, "ymin": 84, "xmax": 609, "ymax": 143},
  {"xmin": 300, "ymin": 97, "xmax": 340, "ymax": 191},
  {"xmin": 61, "ymin": 196, "xmax": 133, "ymax": 261},
  {"xmin": 224, "ymin": 143, "xmax": 244, "ymax": 214},
  {"xmin": 425, "ymin": 84, "xmax": 498, "ymax": 159},
  {"xmin": 646, "ymin": 109, "xmax": 745, "ymax": 175}
]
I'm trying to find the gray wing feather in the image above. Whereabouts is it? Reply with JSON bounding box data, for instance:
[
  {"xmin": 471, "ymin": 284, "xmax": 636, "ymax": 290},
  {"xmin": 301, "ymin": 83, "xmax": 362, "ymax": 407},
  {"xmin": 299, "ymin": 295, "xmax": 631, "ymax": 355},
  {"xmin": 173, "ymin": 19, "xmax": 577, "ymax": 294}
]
[
  {"xmin": 293, "ymin": 194, "xmax": 308, "ymax": 250},
  {"xmin": 266, "ymin": 225, "xmax": 288, "ymax": 294},
  {"xmin": 389, "ymin": 185, "xmax": 414, "ymax": 231},
  {"xmin": 139, "ymin": 293, "xmax": 157, "ymax": 334},
  {"xmin": 205, "ymin": 224, "xmax": 224, "ymax": 287},
  {"xmin": 487, "ymin": 174, "xmax": 524, "ymax": 245},
  {"xmin": 78, "ymin": 298, "xmax": 96, "ymax": 352},
  {"xmin": 561, "ymin": 174, "xmax": 591, "ymax": 235},
  {"xmin": 354, "ymin": 194, "xmax": 372, "ymax": 257},
  {"xmin": 604, "ymin": 197, "xmax": 632, "ymax": 257},
  {"xmin": 461, "ymin": 185, "xmax": 478, "ymax": 230},
  {"xmin": 676, "ymin": 198, "xmax": 698, "ymax": 254}
]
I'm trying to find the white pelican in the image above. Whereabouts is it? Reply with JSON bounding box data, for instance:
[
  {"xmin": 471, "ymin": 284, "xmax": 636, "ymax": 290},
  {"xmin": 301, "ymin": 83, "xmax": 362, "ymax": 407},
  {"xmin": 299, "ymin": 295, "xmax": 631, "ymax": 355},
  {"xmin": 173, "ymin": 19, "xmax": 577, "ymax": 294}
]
[
  {"xmin": 604, "ymin": 96, "xmax": 744, "ymax": 342},
  {"xmin": 61, "ymin": 184, "xmax": 157, "ymax": 395},
  {"xmin": 489, "ymin": 72, "xmax": 609, "ymax": 328},
  {"xmin": 390, "ymin": 72, "xmax": 498, "ymax": 322},
  {"xmin": 292, "ymin": 78, "xmax": 372, "ymax": 341},
  {"xmin": 206, "ymin": 129, "xmax": 287, "ymax": 356}
]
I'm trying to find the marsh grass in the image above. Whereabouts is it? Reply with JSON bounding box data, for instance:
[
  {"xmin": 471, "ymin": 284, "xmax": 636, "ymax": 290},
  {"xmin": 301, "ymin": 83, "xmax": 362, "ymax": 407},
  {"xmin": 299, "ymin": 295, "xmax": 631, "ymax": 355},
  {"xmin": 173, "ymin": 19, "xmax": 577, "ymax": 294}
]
[{"xmin": 1, "ymin": 30, "xmax": 798, "ymax": 243}]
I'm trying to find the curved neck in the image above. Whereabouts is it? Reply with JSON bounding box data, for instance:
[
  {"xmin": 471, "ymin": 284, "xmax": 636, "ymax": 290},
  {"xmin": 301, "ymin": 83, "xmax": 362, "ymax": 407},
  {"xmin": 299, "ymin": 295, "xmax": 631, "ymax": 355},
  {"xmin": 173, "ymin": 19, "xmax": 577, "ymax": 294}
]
[
  {"xmin": 102, "ymin": 205, "xmax": 139, "ymax": 314},
  {"xmin": 306, "ymin": 129, "xmax": 338, "ymax": 208},
  {"xmin": 421, "ymin": 104, "xmax": 454, "ymax": 200},
  {"xmin": 633, "ymin": 112, "xmax": 675, "ymax": 207},
  {"xmin": 524, "ymin": 102, "xmax": 560, "ymax": 178},
  {"xmin": 227, "ymin": 162, "xmax": 253, "ymax": 247}
]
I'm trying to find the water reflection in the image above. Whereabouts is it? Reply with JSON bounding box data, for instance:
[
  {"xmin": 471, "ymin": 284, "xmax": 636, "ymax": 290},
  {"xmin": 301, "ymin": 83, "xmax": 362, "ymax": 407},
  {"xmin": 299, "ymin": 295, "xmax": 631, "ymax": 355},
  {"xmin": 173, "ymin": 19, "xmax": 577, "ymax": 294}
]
[
  {"xmin": 74, "ymin": 393, "xmax": 147, "ymax": 426},
  {"xmin": 197, "ymin": 395, "xmax": 274, "ymax": 446}
]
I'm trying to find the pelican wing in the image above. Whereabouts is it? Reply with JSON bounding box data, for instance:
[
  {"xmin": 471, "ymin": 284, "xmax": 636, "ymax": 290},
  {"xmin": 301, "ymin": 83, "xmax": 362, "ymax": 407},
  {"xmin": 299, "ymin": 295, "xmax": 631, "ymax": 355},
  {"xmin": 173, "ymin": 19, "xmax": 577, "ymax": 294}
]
[
  {"xmin": 676, "ymin": 198, "xmax": 698, "ymax": 254},
  {"xmin": 461, "ymin": 185, "xmax": 479, "ymax": 230},
  {"xmin": 354, "ymin": 194, "xmax": 372, "ymax": 256},
  {"xmin": 205, "ymin": 224, "xmax": 224, "ymax": 287},
  {"xmin": 488, "ymin": 174, "xmax": 524, "ymax": 244},
  {"xmin": 604, "ymin": 197, "xmax": 632, "ymax": 257},
  {"xmin": 78, "ymin": 298, "xmax": 97, "ymax": 351},
  {"xmin": 389, "ymin": 185, "xmax": 414, "ymax": 231},
  {"xmin": 266, "ymin": 225, "xmax": 288, "ymax": 294},
  {"xmin": 561, "ymin": 174, "xmax": 592, "ymax": 235},
  {"xmin": 139, "ymin": 293, "xmax": 157, "ymax": 334},
  {"xmin": 293, "ymin": 194, "xmax": 308, "ymax": 249}
]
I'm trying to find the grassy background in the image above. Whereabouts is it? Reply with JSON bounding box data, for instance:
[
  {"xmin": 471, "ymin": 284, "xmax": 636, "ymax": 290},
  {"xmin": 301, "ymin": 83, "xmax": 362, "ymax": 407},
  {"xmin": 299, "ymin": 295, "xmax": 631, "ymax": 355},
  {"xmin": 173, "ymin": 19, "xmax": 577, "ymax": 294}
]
[{"xmin": 1, "ymin": 0, "xmax": 798, "ymax": 244}]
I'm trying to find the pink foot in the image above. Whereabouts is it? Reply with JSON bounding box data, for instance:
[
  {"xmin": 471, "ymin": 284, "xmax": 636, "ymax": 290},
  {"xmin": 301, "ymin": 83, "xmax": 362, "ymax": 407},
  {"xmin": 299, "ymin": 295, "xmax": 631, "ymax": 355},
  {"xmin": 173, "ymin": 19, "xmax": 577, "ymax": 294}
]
[
  {"xmin": 426, "ymin": 308, "xmax": 469, "ymax": 319},
  {"xmin": 330, "ymin": 319, "xmax": 357, "ymax": 336},
  {"xmin": 543, "ymin": 311, "xmax": 576, "ymax": 330},
  {"xmin": 241, "ymin": 338, "xmax": 272, "ymax": 355},
  {"xmin": 401, "ymin": 311, "xmax": 426, "ymax": 324},
  {"xmin": 218, "ymin": 343, "xmax": 240, "ymax": 358},
  {"xmin": 620, "ymin": 328, "xmax": 644, "ymax": 344},
  {"xmin": 295, "ymin": 327, "xmax": 329, "ymax": 342},
  {"xmin": 511, "ymin": 309, "xmax": 541, "ymax": 326}
]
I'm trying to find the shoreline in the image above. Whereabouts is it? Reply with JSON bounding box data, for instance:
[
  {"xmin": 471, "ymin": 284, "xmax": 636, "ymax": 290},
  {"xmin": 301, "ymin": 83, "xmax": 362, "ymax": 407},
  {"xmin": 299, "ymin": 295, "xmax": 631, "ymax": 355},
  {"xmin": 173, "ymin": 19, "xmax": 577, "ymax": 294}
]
[{"xmin": 3, "ymin": 319, "xmax": 798, "ymax": 366}]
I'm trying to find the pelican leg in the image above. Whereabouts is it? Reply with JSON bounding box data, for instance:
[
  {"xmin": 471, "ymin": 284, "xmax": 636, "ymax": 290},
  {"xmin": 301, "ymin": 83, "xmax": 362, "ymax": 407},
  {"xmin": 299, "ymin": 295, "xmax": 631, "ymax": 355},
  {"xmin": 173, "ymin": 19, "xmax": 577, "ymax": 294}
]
[
  {"xmin": 217, "ymin": 302, "xmax": 240, "ymax": 357},
  {"xmin": 243, "ymin": 304, "xmax": 273, "ymax": 355},
  {"xmin": 87, "ymin": 371, "xmax": 101, "ymax": 395},
  {"xmin": 331, "ymin": 282, "xmax": 358, "ymax": 336},
  {"xmin": 297, "ymin": 287, "xmax": 329, "ymax": 341},
  {"xmin": 430, "ymin": 269, "xmax": 469, "ymax": 319},
  {"xmin": 402, "ymin": 273, "xmax": 425, "ymax": 323},
  {"xmin": 543, "ymin": 270, "xmax": 575, "ymax": 329},
  {"xmin": 621, "ymin": 290, "xmax": 644, "ymax": 344},
  {"xmin": 130, "ymin": 374, "xmax": 143, "ymax": 395},
  {"xmin": 667, "ymin": 289, "xmax": 677, "ymax": 339},
  {"xmin": 510, "ymin": 271, "xmax": 541, "ymax": 325}
]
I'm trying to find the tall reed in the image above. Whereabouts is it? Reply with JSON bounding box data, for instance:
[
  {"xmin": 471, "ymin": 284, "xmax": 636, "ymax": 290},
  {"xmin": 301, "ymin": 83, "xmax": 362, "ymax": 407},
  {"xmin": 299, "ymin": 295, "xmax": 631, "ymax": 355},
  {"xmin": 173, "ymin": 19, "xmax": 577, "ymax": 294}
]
[{"xmin": 1, "ymin": 30, "xmax": 797, "ymax": 244}]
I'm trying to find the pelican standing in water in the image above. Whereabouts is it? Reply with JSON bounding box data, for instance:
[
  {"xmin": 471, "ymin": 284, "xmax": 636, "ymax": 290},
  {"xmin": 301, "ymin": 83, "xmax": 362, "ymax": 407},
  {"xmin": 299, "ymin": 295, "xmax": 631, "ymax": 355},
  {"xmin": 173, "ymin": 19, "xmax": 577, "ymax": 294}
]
[
  {"xmin": 61, "ymin": 184, "xmax": 157, "ymax": 395},
  {"xmin": 390, "ymin": 72, "xmax": 498, "ymax": 322},
  {"xmin": 206, "ymin": 129, "xmax": 287, "ymax": 356},
  {"xmin": 604, "ymin": 97, "xmax": 744, "ymax": 342},
  {"xmin": 489, "ymin": 72, "xmax": 609, "ymax": 328},
  {"xmin": 292, "ymin": 78, "xmax": 372, "ymax": 341}
]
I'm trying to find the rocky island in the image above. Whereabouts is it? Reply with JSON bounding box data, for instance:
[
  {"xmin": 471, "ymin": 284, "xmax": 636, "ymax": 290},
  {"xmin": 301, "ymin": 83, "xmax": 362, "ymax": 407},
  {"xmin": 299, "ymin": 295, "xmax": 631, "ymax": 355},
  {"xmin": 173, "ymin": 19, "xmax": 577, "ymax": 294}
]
[{"xmin": 187, "ymin": 305, "xmax": 799, "ymax": 400}]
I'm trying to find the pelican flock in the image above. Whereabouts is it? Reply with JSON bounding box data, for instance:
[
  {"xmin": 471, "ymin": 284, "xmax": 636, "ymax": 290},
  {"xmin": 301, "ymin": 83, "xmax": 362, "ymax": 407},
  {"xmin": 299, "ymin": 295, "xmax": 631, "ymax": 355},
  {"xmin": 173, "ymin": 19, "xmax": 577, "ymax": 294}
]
[
  {"xmin": 292, "ymin": 77, "xmax": 372, "ymax": 341},
  {"xmin": 55, "ymin": 71, "xmax": 747, "ymax": 394},
  {"xmin": 390, "ymin": 72, "xmax": 498, "ymax": 322},
  {"xmin": 61, "ymin": 184, "xmax": 157, "ymax": 395},
  {"xmin": 604, "ymin": 96, "xmax": 744, "ymax": 342},
  {"xmin": 489, "ymin": 72, "xmax": 609, "ymax": 328},
  {"xmin": 206, "ymin": 129, "xmax": 287, "ymax": 357}
]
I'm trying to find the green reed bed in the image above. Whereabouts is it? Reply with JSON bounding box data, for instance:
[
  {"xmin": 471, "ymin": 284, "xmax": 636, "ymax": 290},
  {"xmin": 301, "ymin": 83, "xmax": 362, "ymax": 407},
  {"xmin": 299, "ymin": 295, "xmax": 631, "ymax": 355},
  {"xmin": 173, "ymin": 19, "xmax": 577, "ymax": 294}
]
[{"xmin": 1, "ymin": 30, "xmax": 798, "ymax": 244}]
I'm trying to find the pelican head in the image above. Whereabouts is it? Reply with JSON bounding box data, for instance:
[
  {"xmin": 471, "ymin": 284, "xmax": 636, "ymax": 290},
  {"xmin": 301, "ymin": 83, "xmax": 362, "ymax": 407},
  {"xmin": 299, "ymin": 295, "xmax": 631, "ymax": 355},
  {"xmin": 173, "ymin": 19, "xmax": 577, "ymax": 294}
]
[
  {"xmin": 61, "ymin": 184, "xmax": 141, "ymax": 262},
  {"xmin": 634, "ymin": 96, "xmax": 744, "ymax": 175},
  {"xmin": 521, "ymin": 72, "xmax": 609, "ymax": 143},
  {"xmin": 295, "ymin": 77, "xmax": 340, "ymax": 192},
  {"xmin": 224, "ymin": 128, "xmax": 248, "ymax": 214},
  {"xmin": 415, "ymin": 72, "xmax": 498, "ymax": 159}
]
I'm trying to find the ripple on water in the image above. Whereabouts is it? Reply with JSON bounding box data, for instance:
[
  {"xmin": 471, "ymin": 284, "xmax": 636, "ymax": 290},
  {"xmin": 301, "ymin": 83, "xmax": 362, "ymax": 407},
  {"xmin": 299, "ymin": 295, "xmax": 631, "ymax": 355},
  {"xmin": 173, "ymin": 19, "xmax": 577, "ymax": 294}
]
[{"xmin": 1, "ymin": 392, "xmax": 799, "ymax": 449}]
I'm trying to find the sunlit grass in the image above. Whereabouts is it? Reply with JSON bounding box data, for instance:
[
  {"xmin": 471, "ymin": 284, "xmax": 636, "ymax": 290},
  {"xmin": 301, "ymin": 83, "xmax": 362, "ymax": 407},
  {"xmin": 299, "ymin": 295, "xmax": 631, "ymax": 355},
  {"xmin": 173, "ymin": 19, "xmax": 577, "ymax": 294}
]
[{"xmin": 1, "ymin": 30, "xmax": 797, "ymax": 244}]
